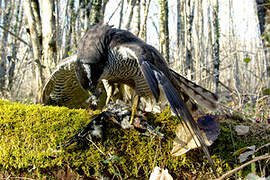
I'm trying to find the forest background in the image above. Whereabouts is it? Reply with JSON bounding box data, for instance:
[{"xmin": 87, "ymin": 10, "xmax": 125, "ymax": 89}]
[
  {"xmin": 0, "ymin": 0, "xmax": 270, "ymax": 179},
  {"xmin": 0, "ymin": 0, "xmax": 269, "ymax": 122}
]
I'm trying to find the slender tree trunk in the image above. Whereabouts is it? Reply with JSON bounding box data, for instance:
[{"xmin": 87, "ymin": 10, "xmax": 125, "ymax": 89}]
[
  {"xmin": 123, "ymin": 0, "xmax": 137, "ymax": 30},
  {"xmin": 192, "ymin": 0, "xmax": 205, "ymax": 84},
  {"xmin": 89, "ymin": 0, "xmax": 103, "ymax": 25},
  {"xmin": 139, "ymin": 0, "xmax": 151, "ymax": 41},
  {"xmin": 63, "ymin": 0, "xmax": 76, "ymax": 58},
  {"xmin": 55, "ymin": 0, "xmax": 61, "ymax": 62},
  {"xmin": 101, "ymin": 0, "xmax": 109, "ymax": 24},
  {"xmin": 176, "ymin": 0, "xmax": 181, "ymax": 48},
  {"xmin": 132, "ymin": 0, "xmax": 141, "ymax": 36},
  {"xmin": 159, "ymin": 0, "xmax": 169, "ymax": 62},
  {"xmin": 39, "ymin": 0, "xmax": 57, "ymax": 77},
  {"xmin": 9, "ymin": 0, "xmax": 23, "ymax": 90},
  {"xmin": 71, "ymin": 0, "xmax": 77, "ymax": 51},
  {"xmin": 24, "ymin": 0, "xmax": 58, "ymax": 102},
  {"xmin": 118, "ymin": 0, "xmax": 125, "ymax": 29},
  {"xmin": 23, "ymin": 0, "xmax": 44, "ymax": 101},
  {"xmin": 0, "ymin": 0, "xmax": 13, "ymax": 91},
  {"xmin": 0, "ymin": 0, "xmax": 2, "ymax": 22},
  {"xmin": 185, "ymin": 0, "xmax": 195, "ymax": 79},
  {"xmin": 213, "ymin": 0, "xmax": 220, "ymax": 94}
]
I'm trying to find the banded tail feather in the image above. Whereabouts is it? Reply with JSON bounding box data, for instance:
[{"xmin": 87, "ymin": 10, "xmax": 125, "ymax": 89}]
[{"xmin": 169, "ymin": 69, "xmax": 218, "ymax": 111}]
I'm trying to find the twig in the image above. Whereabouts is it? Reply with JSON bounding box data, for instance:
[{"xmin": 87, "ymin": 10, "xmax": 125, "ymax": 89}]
[
  {"xmin": 86, "ymin": 136, "xmax": 107, "ymax": 156},
  {"xmin": 0, "ymin": 24, "xmax": 30, "ymax": 47},
  {"xmin": 86, "ymin": 136, "xmax": 123, "ymax": 180},
  {"xmin": 216, "ymin": 154, "xmax": 270, "ymax": 180},
  {"xmin": 0, "ymin": 176, "xmax": 35, "ymax": 180},
  {"xmin": 106, "ymin": 0, "xmax": 121, "ymax": 23}
]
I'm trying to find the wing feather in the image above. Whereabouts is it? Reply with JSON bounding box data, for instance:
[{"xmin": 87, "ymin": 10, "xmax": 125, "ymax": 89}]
[
  {"xmin": 169, "ymin": 69, "xmax": 218, "ymax": 110},
  {"xmin": 42, "ymin": 55, "xmax": 90, "ymax": 108},
  {"xmin": 140, "ymin": 61, "xmax": 216, "ymax": 175},
  {"xmin": 140, "ymin": 61, "xmax": 160, "ymax": 101}
]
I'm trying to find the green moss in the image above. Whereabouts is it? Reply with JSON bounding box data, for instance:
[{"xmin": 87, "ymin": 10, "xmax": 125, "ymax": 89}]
[{"xmin": 0, "ymin": 100, "xmax": 269, "ymax": 179}]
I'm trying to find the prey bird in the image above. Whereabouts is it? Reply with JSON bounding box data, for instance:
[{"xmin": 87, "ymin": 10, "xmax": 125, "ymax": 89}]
[{"xmin": 42, "ymin": 24, "xmax": 218, "ymax": 174}]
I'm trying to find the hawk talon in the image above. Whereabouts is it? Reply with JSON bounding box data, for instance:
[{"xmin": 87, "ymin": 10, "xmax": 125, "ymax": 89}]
[
  {"xmin": 130, "ymin": 95, "xmax": 139, "ymax": 125},
  {"xmin": 133, "ymin": 116, "xmax": 164, "ymax": 138}
]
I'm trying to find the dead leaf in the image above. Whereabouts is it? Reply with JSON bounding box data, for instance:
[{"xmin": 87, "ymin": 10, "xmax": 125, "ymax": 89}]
[
  {"xmin": 171, "ymin": 122, "xmax": 200, "ymax": 156},
  {"xmin": 149, "ymin": 166, "xmax": 173, "ymax": 180},
  {"xmin": 245, "ymin": 173, "xmax": 268, "ymax": 180},
  {"xmin": 171, "ymin": 116, "xmax": 220, "ymax": 156}
]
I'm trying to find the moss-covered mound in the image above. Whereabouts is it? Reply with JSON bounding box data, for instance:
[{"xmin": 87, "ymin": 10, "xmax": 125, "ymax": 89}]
[{"xmin": 0, "ymin": 100, "xmax": 269, "ymax": 179}]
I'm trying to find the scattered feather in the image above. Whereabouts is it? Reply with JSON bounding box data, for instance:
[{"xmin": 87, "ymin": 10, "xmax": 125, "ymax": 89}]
[
  {"xmin": 171, "ymin": 115, "xmax": 220, "ymax": 156},
  {"xmin": 149, "ymin": 166, "xmax": 173, "ymax": 180},
  {"xmin": 171, "ymin": 122, "xmax": 200, "ymax": 156},
  {"xmin": 245, "ymin": 173, "xmax": 268, "ymax": 180},
  {"xmin": 238, "ymin": 145, "xmax": 256, "ymax": 163}
]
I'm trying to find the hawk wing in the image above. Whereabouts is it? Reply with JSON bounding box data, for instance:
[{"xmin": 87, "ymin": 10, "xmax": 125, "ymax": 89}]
[
  {"xmin": 141, "ymin": 60, "xmax": 216, "ymax": 174},
  {"xmin": 41, "ymin": 55, "xmax": 90, "ymax": 108},
  {"xmin": 119, "ymin": 43, "xmax": 217, "ymax": 174}
]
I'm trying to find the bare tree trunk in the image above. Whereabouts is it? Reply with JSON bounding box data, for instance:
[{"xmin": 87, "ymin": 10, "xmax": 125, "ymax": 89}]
[
  {"xmin": 213, "ymin": 0, "xmax": 220, "ymax": 94},
  {"xmin": 0, "ymin": 0, "xmax": 13, "ymax": 91},
  {"xmin": 101, "ymin": 0, "xmax": 109, "ymax": 24},
  {"xmin": 118, "ymin": 0, "xmax": 125, "ymax": 29},
  {"xmin": 192, "ymin": 0, "xmax": 201, "ymax": 84},
  {"xmin": 139, "ymin": 0, "xmax": 151, "ymax": 41},
  {"xmin": 39, "ymin": 0, "xmax": 57, "ymax": 78},
  {"xmin": 63, "ymin": 0, "xmax": 76, "ymax": 58},
  {"xmin": 79, "ymin": 0, "xmax": 89, "ymax": 31},
  {"xmin": 185, "ymin": 0, "xmax": 195, "ymax": 79},
  {"xmin": 228, "ymin": 0, "xmax": 240, "ymax": 91},
  {"xmin": 71, "ymin": 0, "xmax": 77, "ymax": 52},
  {"xmin": 159, "ymin": 0, "xmax": 169, "ymax": 62},
  {"xmin": 8, "ymin": 0, "xmax": 23, "ymax": 90},
  {"xmin": 23, "ymin": 0, "xmax": 44, "ymax": 101},
  {"xmin": 132, "ymin": 0, "xmax": 141, "ymax": 36},
  {"xmin": 55, "ymin": 0, "xmax": 62, "ymax": 63},
  {"xmin": 0, "ymin": 0, "xmax": 2, "ymax": 22},
  {"xmin": 176, "ymin": 0, "xmax": 181, "ymax": 48},
  {"xmin": 123, "ymin": 0, "xmax": 137, "ymax": 30},
  {"xmin": 89, "ymin": 0, "xmax": 103, "ymax": 25}
]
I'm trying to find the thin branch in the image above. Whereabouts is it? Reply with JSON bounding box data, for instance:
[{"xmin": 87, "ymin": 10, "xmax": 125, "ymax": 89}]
[
  {"xmin": 216, "ymin": 154, "xmax": 270, "ymax": 180},
  {"xmin": 0, "ymin": 24, "xmax": 30, "ymax": 47},
  {"xmin": 106, "ymin": 0, "xmax": 121, "ymax": 23}
]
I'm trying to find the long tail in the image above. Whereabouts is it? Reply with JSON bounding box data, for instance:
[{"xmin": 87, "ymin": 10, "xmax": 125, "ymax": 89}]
[
  {"xmin": 140, "ymin": 61, "xmax": 217, "ymax": 176},
  {"xmin": 169, "ymin": 69, "xmax": 218, "ymax": 111}
]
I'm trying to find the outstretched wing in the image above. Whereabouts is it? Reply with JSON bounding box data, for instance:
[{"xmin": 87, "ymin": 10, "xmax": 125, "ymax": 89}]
[
  {"xmin": 41, "ymin": 55, "xmax": 90, "ymax": 108},
  {"xmin": 136, "ymin": 51, "xmax": 217, "ymax": 175}
]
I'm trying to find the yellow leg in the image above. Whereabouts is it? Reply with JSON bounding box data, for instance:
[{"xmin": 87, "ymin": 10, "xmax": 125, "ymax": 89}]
[
  {"xmin": 130, "ymin": 95, "xmax": 139, "ymax": 124},
  {"xmin": 106, "ymin": 92, "xmax": 112, "ymax": 104},
  {"xmin": 102, "ymin": 80, "xmax": 114, "ymax": 104}
]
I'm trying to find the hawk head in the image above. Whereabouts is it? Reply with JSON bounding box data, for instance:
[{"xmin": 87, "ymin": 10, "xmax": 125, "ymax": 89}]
[{"xmin": 75, "ymin": 24, "xmax": 113, "ymax": 93}]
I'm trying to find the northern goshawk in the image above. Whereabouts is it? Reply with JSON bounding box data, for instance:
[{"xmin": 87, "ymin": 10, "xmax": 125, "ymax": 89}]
[{"xmin": 42, "ymin": 24, "xmax": 219, "ymax": 174}]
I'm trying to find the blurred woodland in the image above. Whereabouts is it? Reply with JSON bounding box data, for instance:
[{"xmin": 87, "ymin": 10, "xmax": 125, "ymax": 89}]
[
  {"xmin": 0, "ymin": 0, "xmax": 269, "ymax": 121},
  {"xmin": 0, "ymin": 0, "xmax": 270, "ymax": 179}
]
